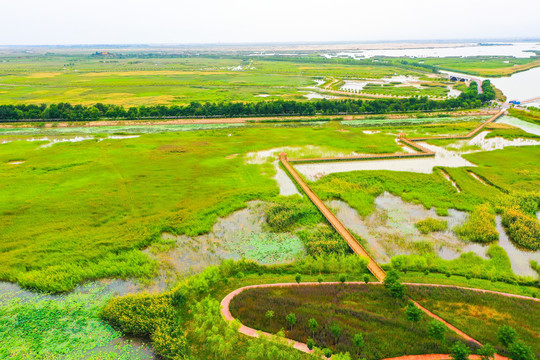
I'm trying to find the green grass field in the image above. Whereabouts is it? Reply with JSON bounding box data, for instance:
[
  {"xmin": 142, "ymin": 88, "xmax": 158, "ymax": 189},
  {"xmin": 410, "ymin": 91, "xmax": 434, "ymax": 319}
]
[
  {"xmin": 0, "ymin": 53, "xmax": 459, "ymax": 106},
  {"xmin": 0, "ymin": 123, "xmax": 400, "ymax": 292},
  {"xmin": 229, "ymin": 284, "xmax": 472, "ymax": 359},
  {"xmin": 408, "ymin": 285, "xmax": 540, "ymax": 357}
]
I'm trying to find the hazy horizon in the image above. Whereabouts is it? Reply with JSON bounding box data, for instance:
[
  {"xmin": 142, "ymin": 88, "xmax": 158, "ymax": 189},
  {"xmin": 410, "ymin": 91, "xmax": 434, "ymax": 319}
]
[{"xmin": 2, "ymin": 0, "xmax": 540, "ymax": 46}]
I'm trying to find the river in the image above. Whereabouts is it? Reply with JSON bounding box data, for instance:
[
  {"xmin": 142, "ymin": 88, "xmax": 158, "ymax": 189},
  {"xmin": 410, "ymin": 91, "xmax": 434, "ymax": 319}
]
[
  {"xmin": 324, "ymin": 42, "xmax": 540, "ymax": 59},
  {"xmin": 443, "ymin": 66, "xmax": 540, "ymax": 104}
]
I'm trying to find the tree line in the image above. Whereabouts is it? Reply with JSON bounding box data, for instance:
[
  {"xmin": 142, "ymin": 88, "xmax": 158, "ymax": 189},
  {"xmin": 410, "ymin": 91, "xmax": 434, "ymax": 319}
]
[{"xmin": 0, "ymin": 82, "xmax": 494, "ymax": 122}]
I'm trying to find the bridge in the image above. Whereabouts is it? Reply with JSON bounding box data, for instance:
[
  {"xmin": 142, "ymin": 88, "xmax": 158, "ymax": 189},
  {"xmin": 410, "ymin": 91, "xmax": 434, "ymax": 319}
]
[{"xmin": 444, "ymin": 72, "xmax": 483, "ymax": 94}]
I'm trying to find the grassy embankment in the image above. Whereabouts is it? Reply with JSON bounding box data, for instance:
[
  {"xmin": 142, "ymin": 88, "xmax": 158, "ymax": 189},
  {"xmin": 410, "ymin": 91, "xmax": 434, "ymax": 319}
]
[
  {"xmin": 229, "ymin": 284, "xmax": 468, "ymax": 360},
  {"xmin": 508, "ymin": 108, "xmax": 540, "ymax": 126},
  {"xmin": 0, "ymin": 123, "xmax": 400, "ymax": 292},
  {"xmin": 408, "ymin": 285, "xmax": 540, "ymax": 358}
]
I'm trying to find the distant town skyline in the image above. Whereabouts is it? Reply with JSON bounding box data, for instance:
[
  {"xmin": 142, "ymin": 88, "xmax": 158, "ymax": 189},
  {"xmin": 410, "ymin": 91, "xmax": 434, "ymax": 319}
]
[{"xmin": 2, "ymin": 0, "xmax": 540, "ymax": 45}]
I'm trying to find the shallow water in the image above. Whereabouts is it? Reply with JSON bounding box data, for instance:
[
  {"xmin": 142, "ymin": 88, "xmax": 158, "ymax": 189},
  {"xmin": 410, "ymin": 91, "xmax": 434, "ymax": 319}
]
[
  {"xmin": 441, "ymin": 67, "xmax": 540, "ymax": 104},
  {"xmin": 0, "ymin": 279, "xmax": 156, "ymax": 359},
  {"xmin": 328, "ymin": 193, "xmax": 469, "ymax": 263},
  {"xmin": 295, "ymin": 142, "xmax": 476, "ymax": 180},
  {"xmin": 497, "ymin": 116, "xmax": 540, "ymax": 136},
  {"xmin": 466, "ymin": 130, "xmax": 540, "ymax": 151},
  {"xmin": 156, "ymin": 202, "xmax": 303, "ymax": 276},
  {"xmin": 327, "ymin": 193, "xmax": 539, "ymax": 277},
  {"xmin": 340, "ymin": 75, "xmax": 421, "ymax": 92},
  {"xmin": 302, "ymin": 91, "xmax": 337, "ymax": 100},
  {"xmin": 273, "ymin": 161, "xmax": 301, "ymax": 196}
]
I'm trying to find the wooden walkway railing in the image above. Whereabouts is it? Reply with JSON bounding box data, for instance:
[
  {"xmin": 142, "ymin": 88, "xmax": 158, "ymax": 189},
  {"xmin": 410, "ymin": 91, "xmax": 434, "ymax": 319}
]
[
  {"xmin": 279, "ymin": 110, "xmax": 506, "ymax": 282},
  {"xmin": 280, "ymin": 153, "xmax": 387, "ymax": 281}
]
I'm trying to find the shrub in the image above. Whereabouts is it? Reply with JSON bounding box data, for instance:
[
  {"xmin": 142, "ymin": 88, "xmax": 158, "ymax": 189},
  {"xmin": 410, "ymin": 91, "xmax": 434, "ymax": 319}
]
[
  {"xmin": 307, "ymin": 338, "xmax": 315, "ymax": 350},
  {"xmin": 508, "ymin": 341, "xmax": 535, "ymax": 360},
  {"xmin": 478, "ymin": 343, "xmax": 496, "ymax": 360},
  {"xmin": 330, "ymin": 324, "xmax": 342, "ymax": 344},
  {"xmin": 455, "ymin": 204, "xmax": 498, "ymax": 243},
  {"xmin": 151, "ymin": 324, "xmax": 188, "ymax": 360},
  {"xmin": 353, "ymin": 333, "xmax": 365, "ymax": 352},
  {"xmin": 405, "ymin": 302, "xmax": 423, "ymax": 329},
  {"xmin": 428, "ymin": 320, "xmax": 447, "ymax": 341},
  {"xmin": 415, "ymin": 217, "xmax": 447, "ymax": 234},
  {"xmin": 502, "ymin": 207, "xmax": 540, "ymax": 250},
  {"xmin": 295, "ymin": 274, "xmax": 302, "ymax": 283},
  {"xmin": 297, "ymin": 226, "xmax": 351, "ymax": 256},
  {"xmin": 339, "ymin": 274, "xmax": 347, "ymax": 283},
  {"xmin": 451, "ymin": 342, "xmax": 470, "ymax": 360},
  {"xmin": 363, "ymin": 274, "xmax": 370, "ymax": 284},
  {"xmin": 497, "ymin": 325, "xmax": 518, "ymax": 347},
  {"xmin": 100, "ymin": 293, "xmax": 175, "ymax": 336},
  {"xmin": 308, "ymin": 318, "xmax": 318, "ymax": 336},
  {"xmin": 384, "ymin": 269, "xmax": 406, "ymax": 299},
  {"xmin": 323, "ymin": 348, "xmax": 333, "ymax": 358},
  {"xmin": 286, "ymin": 313, "xmax": 297, "ymax": 330}
]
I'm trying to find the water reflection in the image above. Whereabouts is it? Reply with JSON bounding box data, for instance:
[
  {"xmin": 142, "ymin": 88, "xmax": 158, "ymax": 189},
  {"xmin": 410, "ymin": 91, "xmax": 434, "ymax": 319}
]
[{"xmin": 327, "ymin": 193, "xmax": 539, "ymax": 278}]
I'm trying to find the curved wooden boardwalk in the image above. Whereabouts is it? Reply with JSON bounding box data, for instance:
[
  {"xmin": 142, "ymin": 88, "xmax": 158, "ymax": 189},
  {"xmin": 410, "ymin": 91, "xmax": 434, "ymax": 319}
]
[
  {"xmin": 221, "ymin": 282, "xmax": 525, "ymax": 359},
  {"xmin": 280, "ymin": 110, "xmax": 506, "ymax": 281}
]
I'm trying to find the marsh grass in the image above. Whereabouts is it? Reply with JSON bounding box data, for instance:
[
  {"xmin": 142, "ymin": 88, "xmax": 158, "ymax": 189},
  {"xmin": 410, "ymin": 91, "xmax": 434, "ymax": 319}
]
[
  {"xmin": 454, "ymin": 204, "xmax": 499, "ymax": 243},
  {"xmin": 407, "ymin": 285, "xmax": 540, "ymax": 357},
  {"xmin": 415, "ymin": 218, "xmax": 448, "ymax": 234},
  {"xmin": 0, "ymin": 283, "xmax": 154, "ymax": 360},
  {"xmin": 229, "ymin": 284, "xmax": 471, "ymax": 360},
  {"xmin": 0, "ymin": 124, "xmax": 400, "ymax": 292}
]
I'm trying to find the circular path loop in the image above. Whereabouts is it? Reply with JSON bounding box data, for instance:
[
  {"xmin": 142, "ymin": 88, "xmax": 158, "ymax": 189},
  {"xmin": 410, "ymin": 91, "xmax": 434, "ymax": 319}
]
[{"xmin": 221, "ymin": 282, "xmax": 538, "ymax": 359}]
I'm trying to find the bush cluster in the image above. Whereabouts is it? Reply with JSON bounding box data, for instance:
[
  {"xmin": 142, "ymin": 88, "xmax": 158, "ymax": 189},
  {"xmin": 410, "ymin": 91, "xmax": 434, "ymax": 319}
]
[
  {"xmin": 265, "ymin": 199, "xmax": 322, "ymax": 232},
  {"xmin": 415, "ymin": 217, "xmax": 448, "ymax": 234},
  {"xmin": 455, "ymin": 204, "xmax": 498, "ymax": 243},
  {"xmin": 297, "ymin": 226, "xmax": 352, "ymax": 256},
  {"xmin": 502, "ymin": 207, "xmax": 540, "ymax": 251}
]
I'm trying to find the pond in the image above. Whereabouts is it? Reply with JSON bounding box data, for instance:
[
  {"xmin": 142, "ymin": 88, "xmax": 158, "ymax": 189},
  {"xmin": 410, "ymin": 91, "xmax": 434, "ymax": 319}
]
[{"xmin": 328, "ymin": 193, "xmax": 540, "ymax": 278}]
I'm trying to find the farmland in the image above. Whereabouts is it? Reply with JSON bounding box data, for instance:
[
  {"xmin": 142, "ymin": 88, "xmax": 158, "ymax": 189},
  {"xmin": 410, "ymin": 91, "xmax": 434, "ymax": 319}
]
[{"xmin": 0, "ymin": 53, "xmax": 465, "ymax": 106}]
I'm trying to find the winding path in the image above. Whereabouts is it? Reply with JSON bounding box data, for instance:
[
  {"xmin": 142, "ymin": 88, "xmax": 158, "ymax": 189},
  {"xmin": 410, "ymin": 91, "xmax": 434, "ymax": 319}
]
[{"xmin": 221, "ymin": 282, "xmax": 536, "ymax": 359}]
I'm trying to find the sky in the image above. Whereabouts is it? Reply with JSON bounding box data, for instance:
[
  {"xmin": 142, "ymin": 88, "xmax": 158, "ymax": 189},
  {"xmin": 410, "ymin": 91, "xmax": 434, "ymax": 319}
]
[{"xmin": 2, "ymin": 0, "xmax": 540, "ymax": 45}]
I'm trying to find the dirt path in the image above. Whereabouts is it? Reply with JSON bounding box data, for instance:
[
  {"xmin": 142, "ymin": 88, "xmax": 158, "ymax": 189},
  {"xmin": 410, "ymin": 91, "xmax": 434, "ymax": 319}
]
[{"xmin": 221, "ymin": 282, "xmax": 524, "ymax": 359}]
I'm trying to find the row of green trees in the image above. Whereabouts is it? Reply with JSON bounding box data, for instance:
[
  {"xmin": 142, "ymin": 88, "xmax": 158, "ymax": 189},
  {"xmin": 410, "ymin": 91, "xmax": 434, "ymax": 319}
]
[{"xmin": 0, "ymin": 82, "xmax": 494, "ymax": 121}]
